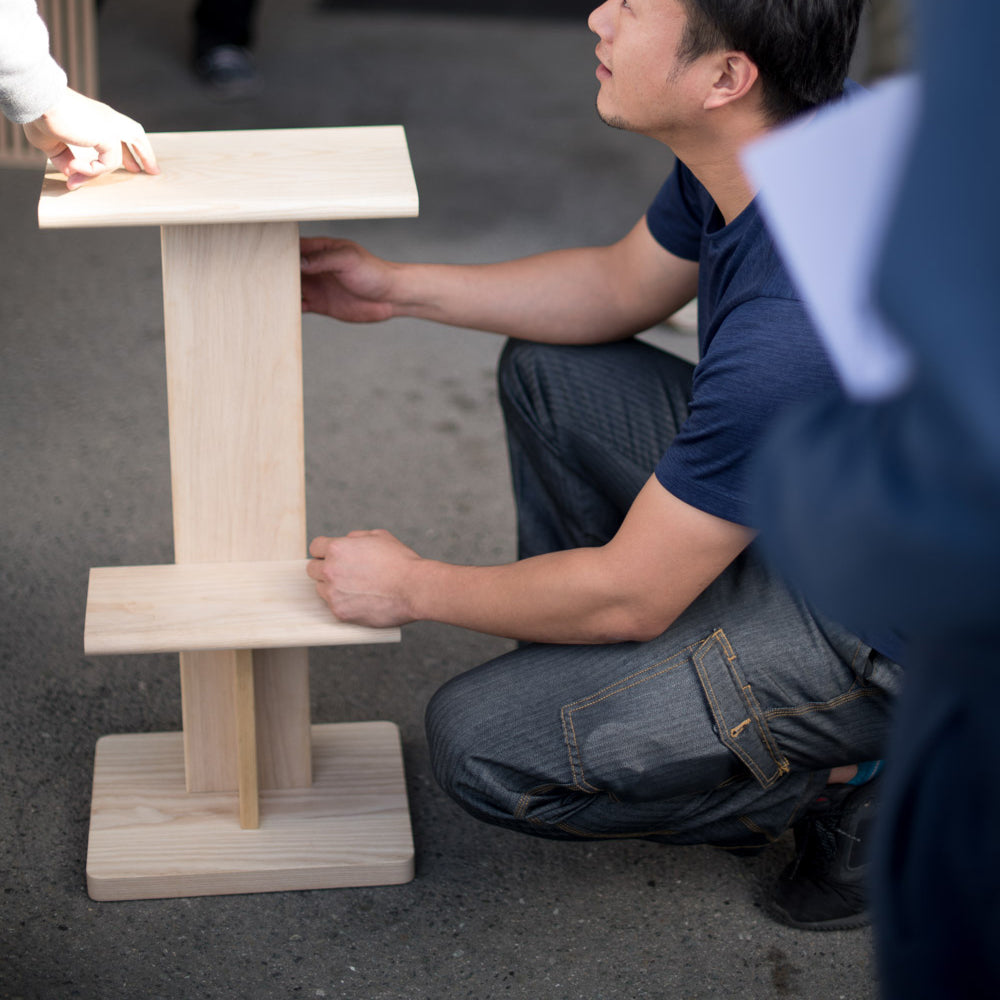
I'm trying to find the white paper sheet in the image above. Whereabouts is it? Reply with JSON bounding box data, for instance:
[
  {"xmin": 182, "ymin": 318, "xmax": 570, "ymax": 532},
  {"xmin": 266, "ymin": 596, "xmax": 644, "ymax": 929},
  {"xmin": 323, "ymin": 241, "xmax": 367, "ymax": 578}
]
[{"xmin": 742, "ymin": 75, "xmax": 921, "ymax": 400}]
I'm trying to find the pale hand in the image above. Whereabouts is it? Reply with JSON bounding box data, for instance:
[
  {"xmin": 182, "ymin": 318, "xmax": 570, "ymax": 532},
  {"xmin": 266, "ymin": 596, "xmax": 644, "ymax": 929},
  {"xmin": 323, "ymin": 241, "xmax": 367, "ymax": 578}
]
[
  {"xmin": 307, "ymin": 529, "xmax": 420, "ymax": 628},
  {"xmin": 300, "ymin": 237, "xmax": 400, "ymax": 322},
  {"xmin": 22, "ymin": 88, "xmax": 159, "ymax": 190}
]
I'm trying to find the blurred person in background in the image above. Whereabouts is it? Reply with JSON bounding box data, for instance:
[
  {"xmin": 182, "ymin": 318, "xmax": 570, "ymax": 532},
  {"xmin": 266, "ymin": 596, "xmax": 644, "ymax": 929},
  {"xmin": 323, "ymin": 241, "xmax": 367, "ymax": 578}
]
[
  {"xmin": 753, "ymin": 0, "xmax": 1000, "ymax": 994},
  {"xmin": 1, "ymin": 0, "xmax": 157, "ymax": 186},
  {"xmin": 192, "ymin": 0, "xmax": 261, "ymax": 98}
]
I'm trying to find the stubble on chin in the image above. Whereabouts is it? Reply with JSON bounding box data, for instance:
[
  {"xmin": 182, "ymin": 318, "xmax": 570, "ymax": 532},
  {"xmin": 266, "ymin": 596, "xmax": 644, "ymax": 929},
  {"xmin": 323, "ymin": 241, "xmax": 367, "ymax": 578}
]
[{"xmin": 595, "ymin": 98, "xmax": 630, "ymax": 131}]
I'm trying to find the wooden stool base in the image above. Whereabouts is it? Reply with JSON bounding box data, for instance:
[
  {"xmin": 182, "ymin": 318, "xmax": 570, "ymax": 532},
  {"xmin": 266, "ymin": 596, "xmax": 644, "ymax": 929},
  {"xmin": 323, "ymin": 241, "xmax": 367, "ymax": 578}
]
[{"xmin": 86, "ymin": 721, "xmax": 414, "ymax": 901}]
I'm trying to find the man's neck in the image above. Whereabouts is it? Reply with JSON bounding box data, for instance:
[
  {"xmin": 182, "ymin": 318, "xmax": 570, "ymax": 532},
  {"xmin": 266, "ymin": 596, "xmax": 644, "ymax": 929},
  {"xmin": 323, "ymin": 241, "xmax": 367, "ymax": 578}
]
[
  {"xmin": 688, "ymin": 154, "xmax": 756, "ymax": 225},
  {"xmin": 666, "ymin": 118, "xmax": 769, "ymax": 226}
]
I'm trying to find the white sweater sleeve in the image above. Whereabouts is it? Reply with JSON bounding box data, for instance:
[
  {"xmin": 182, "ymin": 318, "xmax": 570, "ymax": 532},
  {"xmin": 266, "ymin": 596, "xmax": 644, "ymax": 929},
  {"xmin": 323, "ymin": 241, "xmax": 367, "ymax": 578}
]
[{"xmin": 0, "ymin": 0, "xmax": 69, "ymax": 123}]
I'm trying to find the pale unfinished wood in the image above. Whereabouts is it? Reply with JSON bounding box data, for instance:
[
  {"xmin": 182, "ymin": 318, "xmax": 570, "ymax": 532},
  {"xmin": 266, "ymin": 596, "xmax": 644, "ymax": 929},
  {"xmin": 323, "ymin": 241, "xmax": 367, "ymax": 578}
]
[
  {"xmin": 180, "ymin": 646, "xmax": 314, "ymax": 793},
  {"xmin": 44, "ymin": 125, "xmax": 419, "ymax": 896},
  {"xmin": 162, "ymin": 222, "xmax": 306, "ymax": 562},
  {"xmin": 85, "ymin": 560, "xmax": 401, "ymax": 654},
  {"xmin": 0, "ymin": 0, "xmax": 99, "ymax": 169},
  {"xmin": 234, "ymin": 650, "xmax": 259, "ymax": 830},
  {"xmin": 86, "ymin": 722, "xmax": 415, "ymax": 900},
  {"xmin": 250, "ymin": 646, "xmax": 313, "ymax": 792},
  {"xmin": 180, "ymin": 649, "xmax": 239, "ymax": 791},
  {"xmin": 161, "ymin": 220, "xmax": 312, "ymax": 794},
  {"xmin": 37, "ymin": 126, "xmax": 419, "ymax": 227}
]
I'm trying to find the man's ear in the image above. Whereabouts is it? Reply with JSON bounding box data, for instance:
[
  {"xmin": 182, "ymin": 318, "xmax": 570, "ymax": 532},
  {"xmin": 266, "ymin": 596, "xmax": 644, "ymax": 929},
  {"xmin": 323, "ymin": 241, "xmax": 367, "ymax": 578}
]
[{"xmin": 703, "ymin": 52, "xmax": 758, "ymax": 110}]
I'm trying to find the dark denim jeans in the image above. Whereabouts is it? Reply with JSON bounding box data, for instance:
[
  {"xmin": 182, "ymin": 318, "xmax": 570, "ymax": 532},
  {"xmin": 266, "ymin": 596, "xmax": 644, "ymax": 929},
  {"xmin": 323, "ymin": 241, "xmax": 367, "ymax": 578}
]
[{"xmin": 425, "ymin": 339, "xmax": 902, "ymax": 848}]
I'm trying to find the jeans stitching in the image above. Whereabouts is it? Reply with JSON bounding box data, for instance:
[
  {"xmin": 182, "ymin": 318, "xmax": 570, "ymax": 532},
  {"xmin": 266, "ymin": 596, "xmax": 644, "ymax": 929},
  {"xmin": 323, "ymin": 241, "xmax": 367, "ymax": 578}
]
[
  {"xmin": 762, "ymin": 687, "xmax": 879, "ymax": 721},
  {"xmin": 561, "ymin": 648, "xmax": 696, "ymax": 793},
  {"xmin": 743, "ymin": 681, "xmax": 790, "ymax": 779},
  {"xmin": 515, "ymin": 784, "xmax": 557, "ymax": 821},
  {"xmin": 560, "ymin": 706, "xmax": 593, "ymax": 792},
  {"xmin": 849, "ymin": 638, "xmax": 868, "ymax": 678},
  {"xmin": 694, "ymin": 629, "xmax": 788, "ymax": 788},
  {"xmin": 695, "ymin": 636, "xmax": 763, "ymax": 779},
  {"xmin": 563, "ymin": 642, "xmax": 701, "ymax": 708},
  {"xmin": 738, "ymin": 814, "xmax": 782, "ymax": 843}
]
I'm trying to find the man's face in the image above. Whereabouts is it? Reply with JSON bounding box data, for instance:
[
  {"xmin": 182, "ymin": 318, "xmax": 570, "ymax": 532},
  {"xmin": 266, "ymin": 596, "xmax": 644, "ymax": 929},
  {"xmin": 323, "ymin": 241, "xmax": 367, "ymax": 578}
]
[{"xmin": 588, "ymin": 0, "xmax": 706, "ymax": 137}]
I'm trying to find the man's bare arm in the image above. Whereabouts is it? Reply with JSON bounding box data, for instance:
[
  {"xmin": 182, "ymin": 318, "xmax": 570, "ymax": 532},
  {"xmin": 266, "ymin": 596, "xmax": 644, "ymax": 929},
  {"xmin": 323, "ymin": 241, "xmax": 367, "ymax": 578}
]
[
  {"xmin": 308, "ymin": 477, "xmax": 753, "ymax": 645},
  {"xmin": 301, "ymin": 217, "xmax": 698, "ymax": 346}
]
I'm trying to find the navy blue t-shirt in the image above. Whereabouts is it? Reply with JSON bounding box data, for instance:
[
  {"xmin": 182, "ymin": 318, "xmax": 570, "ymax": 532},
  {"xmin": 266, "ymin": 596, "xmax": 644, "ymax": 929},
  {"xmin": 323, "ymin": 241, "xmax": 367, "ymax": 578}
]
[
  {"xmin": 648, "ymin": 161, "xmax": 839, "ymax": 527},
  {"xmin": 647, "ymin": 159, "xmax": 904, "ymax": 662}
]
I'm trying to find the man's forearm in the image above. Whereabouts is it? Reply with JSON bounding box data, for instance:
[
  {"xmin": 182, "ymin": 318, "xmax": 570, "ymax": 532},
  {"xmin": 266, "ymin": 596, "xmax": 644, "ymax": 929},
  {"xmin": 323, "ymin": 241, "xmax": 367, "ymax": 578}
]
[
  {"xmin": 310, "ymin": 481, "xmax": 751, "ymax": 644},
  {"xmin": 302, "ymin": 219, "xmax": 697, "ymax": 342},
  {"xmin": 402, "ymin": 478, "xmax": 752, "ymax": 644},
  {"xmin": 407, "ymin": 547, "xmax": 673, "ymax": 645},
  {"xmin": 390, "ymin": 243, "xmax": 683, "ymax": 346}
]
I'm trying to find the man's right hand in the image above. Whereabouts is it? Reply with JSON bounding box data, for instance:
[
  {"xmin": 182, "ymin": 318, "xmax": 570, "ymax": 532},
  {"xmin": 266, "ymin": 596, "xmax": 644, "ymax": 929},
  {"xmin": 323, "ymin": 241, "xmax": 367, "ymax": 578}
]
[{"xmin": 300, "ymin": 237, "xmax": 399, "ymax": 322}]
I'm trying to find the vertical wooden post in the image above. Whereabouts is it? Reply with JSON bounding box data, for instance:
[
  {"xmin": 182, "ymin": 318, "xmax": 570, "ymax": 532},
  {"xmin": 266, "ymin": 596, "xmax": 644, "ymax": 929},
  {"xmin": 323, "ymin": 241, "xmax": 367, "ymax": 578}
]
[
  {"xmin": 233, "ymin": 649, "xmax": 260, "ymax": 829},
  {"xmin": 161, "ymin": 221, "xmax": 312, "ymax": 793}
]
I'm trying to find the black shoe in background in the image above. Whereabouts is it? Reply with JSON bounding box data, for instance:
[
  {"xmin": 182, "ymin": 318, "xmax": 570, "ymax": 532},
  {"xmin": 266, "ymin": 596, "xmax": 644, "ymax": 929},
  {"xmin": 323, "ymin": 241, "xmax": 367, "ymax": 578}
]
[
  {"xmin": 194, "ymin": 44, "xmax": 261, "ymax": 100},
  {"xmin": 767, "ymin": 776, "xmax": 880, "ymax": 931}
]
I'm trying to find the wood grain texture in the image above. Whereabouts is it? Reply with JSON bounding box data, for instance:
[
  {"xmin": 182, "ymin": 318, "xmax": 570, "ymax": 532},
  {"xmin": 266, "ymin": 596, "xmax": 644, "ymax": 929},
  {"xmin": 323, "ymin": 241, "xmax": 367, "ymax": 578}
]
[
  {"xmin": 162, "ymin": 222, "xmax": 306, "ymax": 562},
  {"xmin": 179, "ymin": 649, "xmax": 240, "ymax": 792},
  {"xmin": 55, "ymin": 125, "xmax": 417, "ymax": 828},
  {"xmin": 85, "ymin": 560, "xmax": 401, "ymax": 654},
  {"xmin": 86, "ymin": 722, "xmax": 415, "ymax": 900},
  {"xmin": 251, "ymin": 646, "xmax": 313, "ymax": 792},
  {"xmin": 234, "ymin": 650, "xmax": 259, "ymax": 830},
  {"xmin": 37, "ymin": 126, "xmax": 419, "ymax": 227},
  {"xmin": 162, "ymin": 220, "xmax": 313, "ymax": 792},
  {"xmin": 179, "ymin": 646, "xmax": 315, "ymax": 793}
]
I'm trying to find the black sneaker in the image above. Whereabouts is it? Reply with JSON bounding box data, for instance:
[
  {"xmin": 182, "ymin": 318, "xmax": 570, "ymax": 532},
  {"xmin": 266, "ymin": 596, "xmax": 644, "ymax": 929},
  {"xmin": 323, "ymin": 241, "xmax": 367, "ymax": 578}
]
[
  {"xmin": 766, "ymin": 776, "xmax": 879, "ymax": 931},
  {"xmin": 194, "ymin": 45, "xmax": 262, "ymax": 100}
]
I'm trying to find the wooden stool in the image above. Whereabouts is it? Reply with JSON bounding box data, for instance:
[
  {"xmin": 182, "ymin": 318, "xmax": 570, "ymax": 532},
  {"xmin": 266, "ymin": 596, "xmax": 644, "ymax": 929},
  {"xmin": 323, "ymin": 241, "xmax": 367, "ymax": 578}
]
[
  {"xmin": 1, "ymin": 0, "xmax": 98, "ymax": 168},
  {"xmin": 38, "ymin": 126, "xmax": 419, "ymax": 900}
]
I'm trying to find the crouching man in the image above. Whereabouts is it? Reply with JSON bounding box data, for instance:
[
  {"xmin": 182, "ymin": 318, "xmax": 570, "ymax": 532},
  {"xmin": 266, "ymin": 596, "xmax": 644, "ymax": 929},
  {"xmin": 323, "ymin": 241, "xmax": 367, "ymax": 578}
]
[{"xmin": 303, "ymin": 0, "xmax": 901, "ymax": 930}]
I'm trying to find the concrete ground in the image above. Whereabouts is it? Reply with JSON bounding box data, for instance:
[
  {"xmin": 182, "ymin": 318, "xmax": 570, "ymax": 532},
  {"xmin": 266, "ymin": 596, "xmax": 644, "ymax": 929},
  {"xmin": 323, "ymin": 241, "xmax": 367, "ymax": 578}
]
[{"xmin": 1, "ymin": 3, "xmax": 883, "ymax": 998}]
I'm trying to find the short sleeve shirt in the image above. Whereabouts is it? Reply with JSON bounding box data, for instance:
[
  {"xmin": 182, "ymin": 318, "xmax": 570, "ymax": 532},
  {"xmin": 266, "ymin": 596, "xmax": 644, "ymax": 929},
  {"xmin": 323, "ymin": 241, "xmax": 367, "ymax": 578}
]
[{"xmin": 647, "ymin": 162, "xmax": 839, "ymax": 527}]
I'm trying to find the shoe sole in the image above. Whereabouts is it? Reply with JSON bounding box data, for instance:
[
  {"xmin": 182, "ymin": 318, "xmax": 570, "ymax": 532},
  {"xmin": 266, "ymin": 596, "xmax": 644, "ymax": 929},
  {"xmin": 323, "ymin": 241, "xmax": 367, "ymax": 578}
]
[{"xmin": 765, "ymin": 900, "xmax": 871, "ymax": 932}]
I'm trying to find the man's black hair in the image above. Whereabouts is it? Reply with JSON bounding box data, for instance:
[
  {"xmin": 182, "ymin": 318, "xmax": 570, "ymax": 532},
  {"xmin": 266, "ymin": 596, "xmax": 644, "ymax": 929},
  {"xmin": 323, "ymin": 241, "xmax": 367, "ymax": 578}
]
[{"xmin": 677, "ymin": 0, "xmax": 865, "ymax": 122}]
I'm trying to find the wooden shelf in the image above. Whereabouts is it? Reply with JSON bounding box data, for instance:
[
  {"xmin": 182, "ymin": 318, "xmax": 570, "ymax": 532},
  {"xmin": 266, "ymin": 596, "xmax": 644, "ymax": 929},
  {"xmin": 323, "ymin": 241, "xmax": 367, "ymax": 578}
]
[
  {"xmin": 87, "ymin": 722, "xmax": 414, "ymax": 900},
  {"xmin": 85, "ymin": 559, "xmax": 400, "ymax": 655},
  {"xmin": 37, "ymin": 126, "xmax": 419, "ymax": 228},
  {"xmin": 44, "ymin": 125, "xmax": 419, "ymax": 898}
]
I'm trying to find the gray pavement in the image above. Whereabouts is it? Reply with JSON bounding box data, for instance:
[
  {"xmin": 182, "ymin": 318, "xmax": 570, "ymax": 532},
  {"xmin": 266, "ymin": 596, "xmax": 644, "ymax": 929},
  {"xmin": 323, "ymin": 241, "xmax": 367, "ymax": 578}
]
[{"xmin": 1, "ymin": 3, "xmax": 880, "ymax": 998}]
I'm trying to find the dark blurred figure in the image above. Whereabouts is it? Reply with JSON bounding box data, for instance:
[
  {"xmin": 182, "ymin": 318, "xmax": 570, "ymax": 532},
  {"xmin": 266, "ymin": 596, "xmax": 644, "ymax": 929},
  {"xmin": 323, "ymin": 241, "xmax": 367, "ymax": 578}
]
[
  {"xmin": 92, "ymin": 0, "xmax": 261, "ymax": 98},
  {"xmin": 193, "ymin": 0, "xmax": 260, "ymax": 98},
  {"xmin": 861, "ymin": 0, "xmax": 910, "ymax": 82},
  {"xmin": 754, "ymin": 0, "xmax": 1000, "ymax": 996}
]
